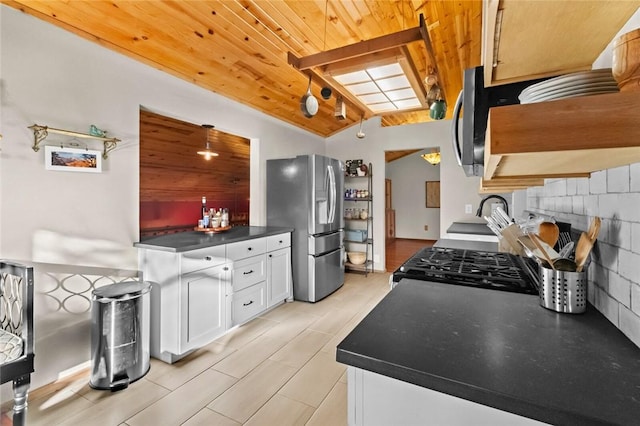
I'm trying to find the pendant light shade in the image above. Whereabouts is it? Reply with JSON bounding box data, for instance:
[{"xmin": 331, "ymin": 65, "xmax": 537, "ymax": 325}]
[{"xmin": 197, "ymin": 124, "xmax": 219, "ymax": 160}]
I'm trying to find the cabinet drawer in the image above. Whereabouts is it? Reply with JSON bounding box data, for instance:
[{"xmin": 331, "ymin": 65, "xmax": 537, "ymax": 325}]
[
  {"xmin": 227, "ymin": 238, "xmax": 267, "ymax": 261},
  {"xmin": 232, "ymin": 281, "xmax": 266, "ymax": 326},
  {"xmin": 232, "ymin": 254, "xmax": 266, "ymax": 292},
  {"xmin": 181, "ymin": 245, "xmax": 226, "ymax": 274},
  {"xmin": 266, "ymin": 233, "xmax": 291, "ymax": 251}
]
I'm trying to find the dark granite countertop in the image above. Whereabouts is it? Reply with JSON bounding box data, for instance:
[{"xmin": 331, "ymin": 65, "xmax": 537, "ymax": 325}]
[
  {"xmin": 134, "ymin": 226, "xmax": 293, "ymax": 252},
  {"xmin": 337, "ymin": 279, "xmax": 640, "ymax": 426},
  {"xmin": 447, "ymin": 221, "xmax": 495, "ymax": 236}
]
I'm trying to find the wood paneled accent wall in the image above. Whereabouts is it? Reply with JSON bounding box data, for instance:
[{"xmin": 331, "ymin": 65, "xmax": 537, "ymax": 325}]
[{"xmin": 139, "ymin": 109, "xmax": 250, "ymax": 236}]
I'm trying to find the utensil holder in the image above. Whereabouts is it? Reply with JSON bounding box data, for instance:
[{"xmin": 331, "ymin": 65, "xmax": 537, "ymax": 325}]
[{"xmin": 539, "ymin": 265, "xmax": 587, "ymax": 314}]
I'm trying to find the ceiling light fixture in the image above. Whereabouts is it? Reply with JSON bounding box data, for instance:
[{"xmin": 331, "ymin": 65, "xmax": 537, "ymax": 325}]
[
  {"xmin": 421, "ymin": 150, "xmax": 441, "ymax": 165},
  {"xmin": 197, "ymin": 124, "xmax": 219, "ymax": 160}
]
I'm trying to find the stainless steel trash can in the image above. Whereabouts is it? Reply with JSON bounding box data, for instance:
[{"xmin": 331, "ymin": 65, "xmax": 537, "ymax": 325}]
[{"xmin": 90, "ymin": 281, "xmax": 151, "ymax": 391}]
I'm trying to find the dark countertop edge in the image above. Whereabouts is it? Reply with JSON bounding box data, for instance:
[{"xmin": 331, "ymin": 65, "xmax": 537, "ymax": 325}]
[
  {"xmin": 336, "ymin": 349, "xmax": 609, "ymax": 426},
  {"xmin": 133, "ymin": 226, "xmax": 294, "ymax": 252},
  {"xmin": 433, "ymin": 238, "xmax": 499, "ymax": 252},
  {"xmin": 446, "ymin": 221, "xmax": 495, "ymax": 236}
]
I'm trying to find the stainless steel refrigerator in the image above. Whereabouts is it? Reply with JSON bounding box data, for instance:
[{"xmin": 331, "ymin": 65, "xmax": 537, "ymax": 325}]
[{"xmin": 267, "ymin": 154, "xmax": 344, "ymax": 302}]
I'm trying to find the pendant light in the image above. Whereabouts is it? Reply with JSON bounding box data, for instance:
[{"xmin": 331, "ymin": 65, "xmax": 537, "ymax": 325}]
[
  {"xmin": 197, "ymin": 124, "xmax": 218, "ymax": 160},
  {"xmin": 356, "ymin": 116, "xmax": 365, "ymax": 139}
]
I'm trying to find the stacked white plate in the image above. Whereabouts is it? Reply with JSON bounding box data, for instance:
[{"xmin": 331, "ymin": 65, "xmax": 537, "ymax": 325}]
[{"xmin": 518, "ymin": 69, "xmax": 619, "ymax": 104}]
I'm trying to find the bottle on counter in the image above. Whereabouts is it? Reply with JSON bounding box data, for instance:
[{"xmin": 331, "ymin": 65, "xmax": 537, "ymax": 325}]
[
  {"xmin": 221, "ymin": 208, "xmax": 229, "ymax": 228},
  {"xmin": 202, "ymin": 210, "xmax": 210, "ymax": 228},
  {"xmin": 214, "ymin": 208, "xmax": 222, "ymax": 228},
  {"xmin": 209, "ymin": 208, "xmax": 216, "ymax": 228},
  {"xmin": 200, "ymin": 197, "xmax": 208, "ymax": 227}
]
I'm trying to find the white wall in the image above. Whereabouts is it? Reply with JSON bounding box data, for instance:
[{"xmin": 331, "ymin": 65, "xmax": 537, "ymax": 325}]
[
  {"xmin": 0, "ymin": 6, "xmax": 324, "ymax": 389},
  {"xmin": 386, "ymin": 149, "xmax": 441, "ymax": 239},
  {"xmin": 326, "ymin": 117, "xmax": 483, "ymax": 270}
]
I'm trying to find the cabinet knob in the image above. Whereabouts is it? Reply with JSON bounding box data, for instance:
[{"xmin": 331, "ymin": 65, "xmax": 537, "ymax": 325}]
[
  {"xmin": 223, "ymin": 266, "xmax": 229, "ymax": 271},
  {"xmin": 269, "ymin": 254, "xmax": 273, "ymax": 258},
  {"xmin": 205, "ymin": 256, "xmax": 213, "ymax": 261},
  {"xmin": 243, "ymin": 300, "xmax": 254, "ymax": 307},
  {"xmin": 243, "ymin": 270, "xmax": 254, "ymax": 275},
  {"xmin": 279, "ymin": 240, "xmax": 283, "ymax": 244},
  {"xmin": 248, "ymin": 247, "xmax": 253, "ymax": 251}
]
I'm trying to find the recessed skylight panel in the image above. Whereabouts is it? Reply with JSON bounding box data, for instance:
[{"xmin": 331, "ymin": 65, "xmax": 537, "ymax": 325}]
[
  {"xmin": 333, "ymin": 70, "xmax": 370, "ymax": 85},
  {"xmin": 376, "ymin": 75, "xmax": 411, "ymax": 92},
  {"xmin": 366, "ymin": 63, "xmax": 404, "ymax": 79}
]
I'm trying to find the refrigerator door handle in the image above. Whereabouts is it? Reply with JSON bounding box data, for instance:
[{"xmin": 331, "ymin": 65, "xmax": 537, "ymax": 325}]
[{"xmin": 327, "ymin": 164, "xmax": 336, "ymax": 224}]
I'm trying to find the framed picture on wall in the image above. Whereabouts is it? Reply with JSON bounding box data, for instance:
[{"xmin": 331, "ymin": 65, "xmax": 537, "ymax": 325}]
[
  {"xmin": 426, "ymin": 181, "xmax": 440, "ymax": 208},
  {"xmin": 45, "ymin": 146, "xmax": 102, "ymax": 173}
]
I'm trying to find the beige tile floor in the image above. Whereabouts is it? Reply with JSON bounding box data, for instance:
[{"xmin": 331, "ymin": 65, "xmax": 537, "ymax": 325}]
[{"xmin": 12, "ymin": 272, "xmax": 391, "ymax": 426}]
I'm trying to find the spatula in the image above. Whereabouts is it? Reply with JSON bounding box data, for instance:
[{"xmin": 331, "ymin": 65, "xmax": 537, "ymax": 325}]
[
  {"xmin": 587, "ymin": 216, "xmax": 601, "ymax": 242},
  {"xmin": 538, "ymin": 222, "xmax": 560, "ymax": 247},
  {"xmin": 575, "ymin": 232, "xmax": 594, "ymax": 272}
]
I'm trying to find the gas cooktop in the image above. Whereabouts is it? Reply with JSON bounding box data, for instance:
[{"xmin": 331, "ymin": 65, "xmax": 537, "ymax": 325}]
[{"xmin": 392, "ymin": 247, "xmax": 539, "ymax": 295}]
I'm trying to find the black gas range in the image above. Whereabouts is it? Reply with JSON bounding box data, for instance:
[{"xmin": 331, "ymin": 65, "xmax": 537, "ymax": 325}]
[{"xmin": 392, "ymin": 246, "xmax": 539, "ymax": 295}]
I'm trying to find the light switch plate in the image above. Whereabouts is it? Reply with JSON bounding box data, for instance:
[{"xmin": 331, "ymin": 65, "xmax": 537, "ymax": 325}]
[{"xmin": 465, "ymin": 204, "xmax": 473, "ymax": 214}]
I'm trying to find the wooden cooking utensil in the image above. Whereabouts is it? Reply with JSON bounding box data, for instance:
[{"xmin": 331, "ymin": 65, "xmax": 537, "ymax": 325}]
[
  {"xmin": 529, "ymin": 233, "xmax": 556, "ymax": 270},
  {"xmin": 575, "ymin": 232, "xmax": 594, "ymax": 272},
  {"xmin": 538, "ymin": 222, "xmax": 560, "ymax": 247},
  {"xmin": 587, "ymin": 216, "xmax": 601, "ymax": 242}
]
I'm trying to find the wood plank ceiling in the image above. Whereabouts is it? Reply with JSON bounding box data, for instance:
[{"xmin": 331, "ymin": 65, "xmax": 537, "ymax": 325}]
[{"xmin": 5, "ymin": 1, "xmax": 482, "ymax": 137}]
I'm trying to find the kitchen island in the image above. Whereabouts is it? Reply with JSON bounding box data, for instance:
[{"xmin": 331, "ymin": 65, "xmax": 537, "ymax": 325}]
[
  {"xmin": 337, "ymin": 278, "xmax": 640, "ymax": 426},
  {"xmin": 135, "ymin": 226, "xmax": 294, "ymax": 363}
]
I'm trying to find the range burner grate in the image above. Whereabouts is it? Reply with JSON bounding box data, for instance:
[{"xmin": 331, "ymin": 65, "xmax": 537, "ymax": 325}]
[{"xmin": 394, "ymin": 247, "xmax": 538, "ymax": 294}]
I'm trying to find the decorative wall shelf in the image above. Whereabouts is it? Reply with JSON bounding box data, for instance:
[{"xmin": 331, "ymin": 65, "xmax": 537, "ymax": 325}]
[{"xmin": 29, "ymin": 124, "xmax": 120, "ymax": 159}]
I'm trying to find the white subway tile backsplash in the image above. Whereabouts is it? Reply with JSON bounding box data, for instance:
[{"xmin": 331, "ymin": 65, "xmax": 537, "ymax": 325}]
[
  {"xmin": 608, "ymin": 271, "xmax": 632, "ymax": 308},
  {"xmin": 608, "ymin": 219, "xmax": 631, "ymax": 251},
  {"xmin": 590, "ymin": 170, "xmax": 607, "ymax": 194},
  {"xmin": 619, "ymin": 306, "xmax": 640, "ymax": 348},
  {"xmin": 583, "ymin": 195, "xmax": 599, "ymax": 218},
  {"xmin": 592, "ymin": 241, "xmax": 619, "ymax": 273},
  {"xmin": 529, "ymin": 165, "xmax": 640, "ymax": 348},
  {"xmin": 632, "ymin": 223, "xmax": 640, "ymax": 254},
  {"xmin": 607, "ymin": 165, "xmax": 630, "ymax": 193},
  {"xmin": 590, "ymin": 285, "xmax": 620, "ymax": 327},
  {"xmin": 618, "ymin": 249, "xmax": 640, "ymax": 283},
  {"xmin": 596, "ymin": 193, "xmax": 619, "ymax": 220},
  {"xmin": 619, "ymin": 193, "xmax": 640, "ymax": 223},
  {"xmin": 632, "ymin": 284, "xmax": 640, "ymax": 316},
  {"xmin": 630, "ymin": 163, "xmax": 640, "ymax": 192},
  {"xmin": 571, "ymin": 196, "xmax": 584, "ymax": 215},
  {"xmin": 576, "ymin": 177, "xmax": 590, "ymax": 195}
]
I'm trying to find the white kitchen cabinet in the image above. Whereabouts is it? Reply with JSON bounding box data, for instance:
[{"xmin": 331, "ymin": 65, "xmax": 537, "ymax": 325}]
[
  {"xmin": 267, "ymin": 247, "xmax": 292, "ymax": 307},
  {"xmin": 183, "ymin": 264, "xmax": 228, "ymax": 351},
  {"xmin": 347, "ymin": 367, "xmax": 547, "ymax": 426},
  {"xmin": 140, "ymin": 245, "xmax": 229, "ymax": 364},
  {"xmin": 232, "ymin": 281, "xmax": 267, "ymax": 325},
  {"xmin": 231, "ymin": 254, "xmax": 266, "ymax": 292},
  {"xmin": 139, "ymin": 231, "xmax": 292, "ymax": 363}
]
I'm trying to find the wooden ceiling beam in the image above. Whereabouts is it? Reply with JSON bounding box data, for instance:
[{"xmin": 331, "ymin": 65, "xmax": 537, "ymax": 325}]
[{"xmin": 288, "ymin": 26, "xmax": 422, "ymax": 70}]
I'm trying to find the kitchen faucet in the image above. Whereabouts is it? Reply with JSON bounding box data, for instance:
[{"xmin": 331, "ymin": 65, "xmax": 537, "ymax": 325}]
[{"xmin": 476, "ymin": 195, "xmax": 509, "ymax": 217}]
